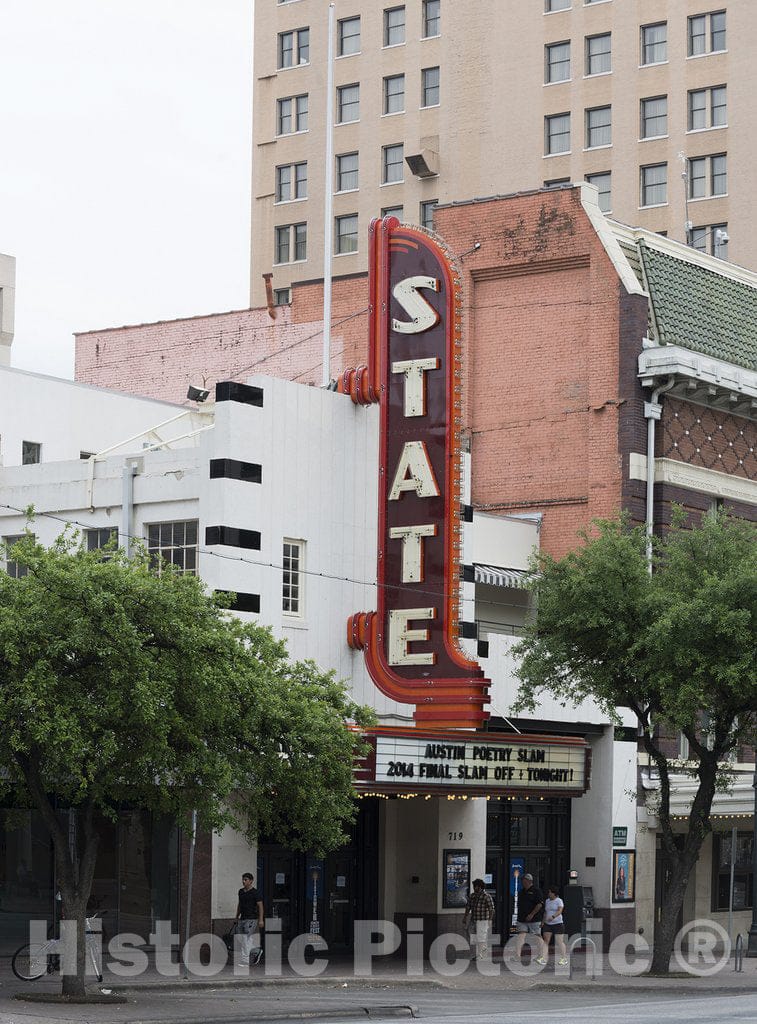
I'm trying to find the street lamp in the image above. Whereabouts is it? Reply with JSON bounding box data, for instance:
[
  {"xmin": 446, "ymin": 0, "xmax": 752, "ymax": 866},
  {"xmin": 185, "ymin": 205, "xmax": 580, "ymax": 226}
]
[{"xmin": 747, "ymin": 767, "xmax": 757, "ymax": 957}]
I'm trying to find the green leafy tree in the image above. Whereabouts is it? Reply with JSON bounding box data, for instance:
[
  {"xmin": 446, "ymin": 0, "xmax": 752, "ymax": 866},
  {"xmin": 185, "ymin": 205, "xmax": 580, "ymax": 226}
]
[
  {"xmin": 0, "ymin": 530, "xmax": 373, "ymax": 996},
  {"xmin": 514, "ymin": 511, "xmax": 756, "ymax": 974}
]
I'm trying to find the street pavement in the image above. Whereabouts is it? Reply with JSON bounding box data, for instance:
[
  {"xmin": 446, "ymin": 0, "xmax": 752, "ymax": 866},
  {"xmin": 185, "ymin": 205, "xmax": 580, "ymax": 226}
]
[{"xmin": 1, "ymin": 953, "xmax": 756, "ymax": 1024}]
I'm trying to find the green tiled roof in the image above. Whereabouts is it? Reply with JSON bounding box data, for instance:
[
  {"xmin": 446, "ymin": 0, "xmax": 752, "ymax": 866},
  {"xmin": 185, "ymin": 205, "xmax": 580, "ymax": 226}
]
[{"xmin": 638, "ymin": 241, "xmax": 757, "ymax": 372}]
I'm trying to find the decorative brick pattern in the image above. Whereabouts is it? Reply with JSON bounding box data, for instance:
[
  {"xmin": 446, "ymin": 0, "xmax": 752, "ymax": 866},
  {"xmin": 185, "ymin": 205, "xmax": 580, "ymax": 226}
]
[{"xmin": 659, "ymin": 399, "xmax": 757, "ymax": 479}]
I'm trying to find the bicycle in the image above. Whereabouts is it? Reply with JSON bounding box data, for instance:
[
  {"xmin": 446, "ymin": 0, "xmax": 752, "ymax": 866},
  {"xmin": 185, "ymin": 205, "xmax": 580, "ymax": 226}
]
[{"xmin": 12, "ymin": 914, "xmax": 104, "ymax": 982}]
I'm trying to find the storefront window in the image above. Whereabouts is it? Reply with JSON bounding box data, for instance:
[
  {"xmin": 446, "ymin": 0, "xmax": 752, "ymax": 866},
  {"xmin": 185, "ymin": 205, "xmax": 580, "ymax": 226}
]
[
  {"xmin": 0, "ymin": 809, "xmax": 54, "ymax": 954},
  {"xmin": 712, "ymin": 831, "xmax": 754, "ymax": 911}
]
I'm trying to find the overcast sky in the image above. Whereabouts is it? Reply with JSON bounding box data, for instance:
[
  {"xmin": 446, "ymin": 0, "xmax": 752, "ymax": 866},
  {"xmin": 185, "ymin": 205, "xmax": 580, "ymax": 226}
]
[{"xmin": 0, "ymin": 1, "xmax": 253, "ymax": 378}]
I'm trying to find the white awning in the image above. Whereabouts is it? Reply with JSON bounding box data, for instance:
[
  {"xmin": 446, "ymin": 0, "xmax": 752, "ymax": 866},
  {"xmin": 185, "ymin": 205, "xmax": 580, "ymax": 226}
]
[{"xmin": 474, "ymin": 564, "xmax": 531, "ymax": 589}]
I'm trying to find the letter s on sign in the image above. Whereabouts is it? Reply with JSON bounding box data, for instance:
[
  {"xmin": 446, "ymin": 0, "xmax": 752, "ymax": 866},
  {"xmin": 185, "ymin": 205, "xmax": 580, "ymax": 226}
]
[{"xmin": 392, "ymin": 276, "xmax": 441, "ymax": 335}]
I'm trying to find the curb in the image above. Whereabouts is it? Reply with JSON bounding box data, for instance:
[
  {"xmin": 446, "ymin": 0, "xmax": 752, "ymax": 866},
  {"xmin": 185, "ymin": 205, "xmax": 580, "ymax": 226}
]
[
  {"xmin": 123, "ymin": 1008, "xmax": 418, "ymax": 1024},
  {"xmin": 111, "ymin": 976, "xmax": 444, "ymax": 994}
]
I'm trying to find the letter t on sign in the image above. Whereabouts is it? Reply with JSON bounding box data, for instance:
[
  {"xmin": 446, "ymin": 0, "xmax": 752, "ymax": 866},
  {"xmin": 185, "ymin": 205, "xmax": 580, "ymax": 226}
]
[
  {"xmin": 391, "ymin": 358, "xmax": 440, "ymax": 417},
  {"xmin": 389, "ymin": 524, "xmax": 436, "ymax": 582}
]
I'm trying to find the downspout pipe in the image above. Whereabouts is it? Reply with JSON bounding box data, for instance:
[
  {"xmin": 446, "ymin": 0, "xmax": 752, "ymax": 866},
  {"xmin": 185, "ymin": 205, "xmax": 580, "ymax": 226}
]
[
  {"xmin": 121, "ymin": 461, "xmax": 138, "ymax": 557},
  {"xmin": 644, "ymin": 376, "xmax": 676, "ymax": 572}
]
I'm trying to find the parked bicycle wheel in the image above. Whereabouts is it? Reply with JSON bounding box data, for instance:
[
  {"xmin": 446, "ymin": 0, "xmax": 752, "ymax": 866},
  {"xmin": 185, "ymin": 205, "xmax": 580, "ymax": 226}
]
[{"xmin": 11, "ymin": 943, "xmax": 50, "ymax": 981}]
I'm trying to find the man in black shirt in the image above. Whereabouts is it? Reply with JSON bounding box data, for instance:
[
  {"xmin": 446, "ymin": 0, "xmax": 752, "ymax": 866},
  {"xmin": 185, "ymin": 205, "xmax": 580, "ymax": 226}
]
[
  {"xmin": 236, "ymin": 872, "xmax": 264, "ymax": 966},
  {"xmin": 512, "ymin": 873, "xmax": 546, "ymax": 963}
]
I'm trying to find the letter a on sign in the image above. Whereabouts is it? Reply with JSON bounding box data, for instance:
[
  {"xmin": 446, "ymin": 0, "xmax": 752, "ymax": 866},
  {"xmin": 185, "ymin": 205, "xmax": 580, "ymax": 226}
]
[{"xmin": 339, "ymin": 216, "xmax": 490, "ymax": 729}]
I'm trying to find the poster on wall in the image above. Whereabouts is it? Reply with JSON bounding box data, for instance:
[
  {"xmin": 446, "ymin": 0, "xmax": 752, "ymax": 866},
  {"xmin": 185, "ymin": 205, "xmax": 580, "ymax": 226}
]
[
  {"xmin": 442, "ymin": 849, "xmax": 471, "ymax": 908},
  {"xmin": 612, "ymin": 849, "xmax": 636, "ymax": 903}
]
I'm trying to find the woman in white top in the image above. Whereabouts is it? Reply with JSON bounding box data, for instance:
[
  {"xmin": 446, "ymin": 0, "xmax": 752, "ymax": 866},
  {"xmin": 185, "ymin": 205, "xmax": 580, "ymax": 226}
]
[{"xmin": 542, "ymin": 885, "xmax": 568, "ymax": 965}]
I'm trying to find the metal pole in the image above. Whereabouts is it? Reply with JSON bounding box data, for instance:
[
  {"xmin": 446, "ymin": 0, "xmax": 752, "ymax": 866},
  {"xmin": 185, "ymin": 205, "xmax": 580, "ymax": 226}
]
[
  {"xmin": 728, "ymin": 825, "xmax": 736, "ymax": 949},
  {"xmin": 182, "ymin": 810, "xmax": 198, "ymax": 979},
  {"xmin": 321, "ymin": 2, "xmax": 336, "ymax": 387},
  {"xmin": 746, "ymin": 768, "xmax": 757, "ymax": 956}
]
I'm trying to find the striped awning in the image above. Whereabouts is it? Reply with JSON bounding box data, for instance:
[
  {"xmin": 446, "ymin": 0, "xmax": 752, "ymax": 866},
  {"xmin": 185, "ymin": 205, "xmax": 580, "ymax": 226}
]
[{"xmin": 474, "ymin": 564, "xmax": 531, "ymax": 589}]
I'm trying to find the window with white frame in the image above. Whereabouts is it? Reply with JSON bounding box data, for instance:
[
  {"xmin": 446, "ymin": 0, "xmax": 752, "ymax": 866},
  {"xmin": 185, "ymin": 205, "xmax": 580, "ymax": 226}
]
[
  {"xmin": 586, "ymin": 105, "xmax": 611, "ymax": 148},
  {"xmin": 381, "ymin": 205, "xmax": 403, "ymax": 220},
  {"xmin": 335, "ymin": 214, "xmax": 358, "ymax": 254},
  {"xmin": 274, "ymin": 287, "xmax": 291, "ymax": 306},
  {"xmin": 690, "ymin": 223, "xmax": 728, "ymax": 258},
  {"xmin": 585, "ymin": 171, "xmax": 611, "ymax": 212},
  {"xmin": 3, "ymin": 534, "xmax": 32, "ymax": 578},
  {"xmin": 419, "ymin": 199, "xmax": 437, "ymax": 230},
  {"xmin": 337, "ymin": 83, "xmax": 359, "ymax": 123},
  {"xmin": 688, "ymin": 86, "xmax": 726, "ymax": 130},
  {"xmin": 545, "ymin": 0, "xmax": 570, "ymax": 10},
  {"xmin": 421, "ymin": 66, "xmax": 439, "ymax": 106},
  {"xmin": 545, "ymin": 41, "xmax": 570, "ymax": 83},
  {"xmin": 147, "ymin": 520, "xmax": 198, "ymax": 576},
  {"xmin": 277, "ymin": 94, "xmax": 308, "ymax": 135},
  {"xmin": 275, "ymin": 222, "xmax": 307, "ymax": 264},
  {"xmin": 586, "ymin": 33, "xmax": 611, "ymax": 75},
  {"xmin": 22, "ymin": 441, "xmax": 41, "ymax": 465},
  {"xmin": 337, "ymin": 16, "xmax": 360, "ymax": 56},
  {"xmin": 275, "ymin": 162, "xmax": 307, "ymax": 202},
  {"xmin": 688, "ymin": 154, "xmax": 727, "ymax": 199},
  {"xmin": 85, "ymin": 527, "xmax": 118, "ymax": 555},
  {"xmin": 422, "ymin": 0, "xmax": 440, "ymax": 37},
  {"xmin": 641, "ymin": 96, "xmax": 667, "ymax": 138},
  {"xmin": 544, "ymin": 177, "xmax": 570, "ymax": 188},
  {"xmin": 278, "ymin": 27, "xmax": 309, "ymax": 69},
  {"xmin": 383, "ymin": 74, "xmax": 405, "ymax": 114},
  {"xmin": 282, "ymin": 539, "xmax": 304, "ymax": 615},
  {"xmin": 382, "ymin": 143, "xmax": 404, "ymax": 184},
  {"xmin": 688, "ymin": 10, "xmax": 726, "ymax": 56},
  {"xmin": 336, "ymin": 152, "xmax": 358, "ymax": 192},
  {"xmin": 384, "ymin": 6, "xmax": 405, "ymax": 46},
  {"xmin": 641, "ymin": 22, "xmax": 666, "ymax": 65},
  {"xmin": 641, "ymin": 163, "xmax": 667, "ymax": 206},
  {"xmin": 545, "ymin": 112, "xmax": 570, "ymax": 154}
]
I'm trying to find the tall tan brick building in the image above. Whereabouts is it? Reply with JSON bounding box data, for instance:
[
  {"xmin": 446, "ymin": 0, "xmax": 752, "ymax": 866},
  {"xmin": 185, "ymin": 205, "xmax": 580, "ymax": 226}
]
[{"xmin": 251, "ymin": 0, "xmax": 756, "ymax": 307}]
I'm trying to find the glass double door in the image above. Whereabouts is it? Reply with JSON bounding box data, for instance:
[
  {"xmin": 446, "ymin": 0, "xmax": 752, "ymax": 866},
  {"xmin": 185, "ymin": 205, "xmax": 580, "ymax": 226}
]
[{"xmin": 485, "ymin": 799, "xmax": 570, "ymax": 942}]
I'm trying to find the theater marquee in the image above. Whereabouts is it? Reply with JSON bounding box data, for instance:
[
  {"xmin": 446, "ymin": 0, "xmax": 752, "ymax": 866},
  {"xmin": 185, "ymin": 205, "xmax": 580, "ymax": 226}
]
[
  {"xmin": 356, "ymin": 729, "xmax": 591, "ymax": 798},
  {"xmin": 341, "ymin": 216, "xmax": 489, "ymax": 729}
]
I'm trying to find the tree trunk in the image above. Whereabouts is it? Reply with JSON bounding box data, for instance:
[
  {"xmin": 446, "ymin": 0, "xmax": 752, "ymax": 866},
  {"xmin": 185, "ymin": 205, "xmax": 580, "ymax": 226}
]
[
  {"xmin": 650, "ymin": 857, "xmax": 690, "ymax": 974},
  {"xmin": 53, "ymin": 807, "xmax": 100, "ymax": 997}
]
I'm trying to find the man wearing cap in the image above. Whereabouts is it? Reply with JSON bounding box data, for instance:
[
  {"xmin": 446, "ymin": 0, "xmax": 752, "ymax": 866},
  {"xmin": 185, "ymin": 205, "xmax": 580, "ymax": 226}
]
[{"xmin": 512, "ymin": 873, "xmax": 546, "ymax": 963}]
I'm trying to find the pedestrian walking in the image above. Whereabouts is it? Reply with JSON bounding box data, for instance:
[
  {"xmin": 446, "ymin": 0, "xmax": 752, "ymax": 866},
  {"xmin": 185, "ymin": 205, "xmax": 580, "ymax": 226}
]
[
  {"xmin": 235, "ymin": 872, "xmax": 264, "ymax": 966},
  {"xmin": 541, "ymin": 884, "xmax": 568, "ymax": 965},
  {"xmin": 462, "ymin": 878, "xmax": 494, "ymax": 961},
  {"xmin": 511, "ymin": 873, "xmax": 546, "ymax": 963}
]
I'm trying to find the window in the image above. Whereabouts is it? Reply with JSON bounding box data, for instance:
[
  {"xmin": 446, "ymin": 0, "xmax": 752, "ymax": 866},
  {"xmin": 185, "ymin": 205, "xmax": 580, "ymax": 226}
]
[
  {"xmin": 689, "ymin": 154, "xmax": 727, "ymax": 198},
  {"xmin": 586, "ymin": 105, "xmax": 611, "ymax": 148},
  {"xmin": 688, "ymin": 86, "xmax": 727, "ymax": 130},
  {"xmin": 336, "ymin": 152, "xmax": 359, "ymax": 192},
  {"xmin": 335, "ymin": 214, "xmax": 358, "ymax": 254},
  {"xmin": 382, "ymin": 205, "xmax": 403, "ymax": 220},
  {"xmin": 641, "ymin": 163, "xmax": 667, "ymax": 206},
  {"xmin": 384, "ymin": 6, "xmax": 405, "ymax": 46},
  {"xmin": 278, "ymin": 27, "xmax": 309, "ymax": 68},
  {"xmin": 421, "ymin": 66, "xmax": 440, "ymax": 106},
  {"xmin": 80, "ymin": 451, "xmax": 95, "ymax": 460},
  {"xmin": 419, "ymin": 199, "xmax": 437, "ymax": 230},
  {"xmin": 275, "ymin": 161, "xmax": 307, "ymax": 202},
  {"xmin": 689, "ymin": 11, "xmax": 726, "ymax": 56},
  {"xmin": 382, "ymin": 143, "xmax": 404, "ymax": 184},
  {"xmin": 282, "ymin": 540, "xmax": 304, "ymax": 614},
  {"xmin": 641, "ymin": 96, "xmax": 667, "ymax": 138},
  {"xmin": 423, "ymin": 0, "xmax": 440, "ymax": 37},
  {"xmin": 22, "ymin": 441, "xmax": 41, "ymax": 465},
  {"xmin": 544, "ymin": 177, "xmax": 570, "ymax": 188},
  {"xmin": 3, "ymin": 534, "xmax": 31, "ymax": 579},
  {"xmin": 545, "ymin": 0, "xmax": 571, "ymax": 10},
  {"xmin": 545, "ymin": 112, "xmax": 570, "ymax": 154},
  {"xmin": 274, "ymin": 222, "xmax": 307, "ymax": 264},
  {"xmin": 545, "ymin": 41, "xmax": 570, "ymax": 83},
  {"xmin": 641, "ymin": 22, "xmax": 667, "ymax": 65},
  {"xmin": 586, "ymin": 33, "xmax": 611, "ymax": 75},
  {"xmin": 277, "ymin": 94, "xmax": 308, "ymax": 135},
  {"xmin": 85, "ymin": 527, "xmax": 118, "ymax": 558},
  {"xmin": 383, "ymin": 74, "xmax": 405, "ymax": 114},
  {"xmin": 691, "ymin": 223, "xmax": 729, "ymax": 258},
  {"xmin": 337, "ymin": 16, "xmax": 360, "ymax": 56},
  {"xmin": 147, "ymin": 520, "xmax": 198, "ymax": 576},
  {"xmin": 274, "ymin": 287, "xmax": 291, "ymax": 306},
  {"xmin": 712, "ymin": 832, "xmax": 753, "ymax": 911},
  {"xmin": 337, "ymin": 83, "xmax": 359, "ymax": 123},
  {"xmin": 585, "ymin": 171, "xmax": 611, "ymax": 212}
]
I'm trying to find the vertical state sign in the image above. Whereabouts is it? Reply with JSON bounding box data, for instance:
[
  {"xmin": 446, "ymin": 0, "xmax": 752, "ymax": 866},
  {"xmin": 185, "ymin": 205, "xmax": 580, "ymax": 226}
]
[{"xmin": 341, "ymin": 217, "xmax": 489, "ymax": 727}]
